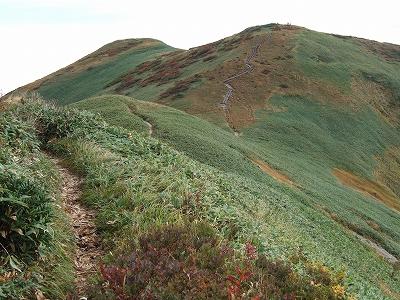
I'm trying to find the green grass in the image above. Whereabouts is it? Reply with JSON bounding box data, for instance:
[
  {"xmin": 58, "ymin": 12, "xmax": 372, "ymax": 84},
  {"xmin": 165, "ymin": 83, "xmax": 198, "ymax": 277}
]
[
  {"xmin": 0, "ymin": 107, "xmax": 75, "ymax": 299},
  {"xmin": 37, "ymin": 26, "xmax": 262, "ymax": 106},
  {"xmin": 296, "ymin": 29, "xmax": 400, "ymax": 97},
  {"xmin": 72, "ymin": 95, "xmax": 400, "ymax": 261},
  {"xmin": 70, "ymin": 95, "xmax": 266, "ymax": 181},
  {"xmin": 38, "ymin": 42, "xmax": 175, "ymax": 105},
  {"xmin": 3, "ymin": 93, "xmax": 400, "ymax": 298},
  {"xmin": 111, "ymin": 37, "xmax": 246, "ymax": 102},
  {"xmin": 70, "ymin": 94, "xmax": 400, "ymax": 298},
  {"xmin": 2, "ymin": 96, "xmax": 360, "ymax": 299},
  {"xmin": 69, "ymin": 95, "xmax": 149, "ymax": 134},
  {"xmin": 242, "ymin": 95, "xmax": 400, "ymax": 258}
]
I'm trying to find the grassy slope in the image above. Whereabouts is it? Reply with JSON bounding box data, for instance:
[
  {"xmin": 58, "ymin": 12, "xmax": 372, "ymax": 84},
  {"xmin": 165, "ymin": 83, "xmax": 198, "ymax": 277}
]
[
  {"xmin": 72, "ymin": 94, "xmax": 400, "ymax": 258},
  {"xmin": 37, "ymin": 40, "xmax": 176, "ymax": 105},
  {"xmin": 71, "ymin": 94, "xmax": 400, "ymax": 298},
  {"xmin": 297, "ymin": 30, "xmax": 400, "ymax": 96},
  {"xmin": 70, "ymin": 95, "xmax": 266, "ymax": 181},
  {"xmin": 6, "ymin": 25, "xmax": 270, "ymax": 110},
  {"xmin": 69, "ymin": 95, "xmax": 149, "ymax": 133},
  {"xmin": 9, "ymin": 25, "xmax": 398, "ymax": 125},
  {"xmin": 2, "ymin": 98, "xmax": 355, "ymax": 299},
  {"xmin": 243, "ymin": 95, "xmax": 400, "ymax": 256},
  {"xmin": 0, "ymin": 110, "xmax": 75, "ymax": 299},
  {"xmin": 38, "ymin": 100, "xmax": 395, "ymax": 298}
]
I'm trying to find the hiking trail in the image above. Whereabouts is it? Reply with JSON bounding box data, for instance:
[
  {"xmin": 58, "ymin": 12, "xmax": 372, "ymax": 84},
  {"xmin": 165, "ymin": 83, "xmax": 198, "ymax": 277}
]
[
  {"xmin": 49, "ymin": 156, "xmax": 103, "ymax": 298},
  {"xmin": 143, "ymin": 120, "xmax": 153, "ymax": 136},
  {"xmin": 220, "ymin": 33, "xmax": 272, "ymax": 132}
]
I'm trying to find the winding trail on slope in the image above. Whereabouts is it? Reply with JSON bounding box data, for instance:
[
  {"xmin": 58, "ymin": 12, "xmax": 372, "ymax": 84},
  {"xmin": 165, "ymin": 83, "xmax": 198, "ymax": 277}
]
[
  {"xmin": 49, "ymin": 155, "xmax": 103, "ymax": 298},
  {"xmin": 143, "ymin": 120, "xmax": 153, "ymax": 136},
  {"xmin": 126, "ymin": 103, "xmax": 153, "ymax": 136},
  {"xmin": 220, "ymin": 33, "xmax": 271, "ymax": 131}
]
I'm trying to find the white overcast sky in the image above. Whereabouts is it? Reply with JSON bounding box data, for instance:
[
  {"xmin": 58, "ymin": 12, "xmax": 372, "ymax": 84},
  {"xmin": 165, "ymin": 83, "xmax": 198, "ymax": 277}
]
[{"xmin": 1, "ymin": 0, "xmax": 399, "ymax": 95}]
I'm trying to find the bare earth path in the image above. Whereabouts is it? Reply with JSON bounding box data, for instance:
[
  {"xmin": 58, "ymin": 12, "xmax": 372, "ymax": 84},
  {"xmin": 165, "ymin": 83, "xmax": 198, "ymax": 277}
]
[
  {"xmin": 49, "ymin": 156, "xmax": 103, "ymax": 298},
  {"xmin": 126, "ymin": 103, "xmax": 153, "ymax": 136},
  {"xmin": 143, "ymin": 120, "xmax": 153, "ymax": 136},
  {"xmin": 220, "ymin": 33, "xmax": 272, "ymax": 132}
]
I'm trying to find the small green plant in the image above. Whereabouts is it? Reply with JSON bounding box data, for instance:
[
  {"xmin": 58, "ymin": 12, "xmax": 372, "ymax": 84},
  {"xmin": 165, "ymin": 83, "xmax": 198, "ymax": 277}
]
[{"xmin": 0, "ymin": 100, "xmax": 74, "ymax": 299}]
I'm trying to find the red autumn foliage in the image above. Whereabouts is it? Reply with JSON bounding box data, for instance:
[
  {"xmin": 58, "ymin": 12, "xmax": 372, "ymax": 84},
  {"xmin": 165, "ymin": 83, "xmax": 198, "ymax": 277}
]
[
  {"xmin": 99, "ymin": 263, "xmax": 128, "ymax": 300},
  {"xmin": 188, "ymin": 44, "xmax": 215, "ymax": 59},
  {"xmin": 93, "ymin": 224, "xmax": 350, "ymax": 299},
  {"xmin": 159, "ymin": 74, "xmax": 201, "ymax": 99},
  {"xmin": 115, "ymin": 75, "xmax": 140, "ymax": 92}
]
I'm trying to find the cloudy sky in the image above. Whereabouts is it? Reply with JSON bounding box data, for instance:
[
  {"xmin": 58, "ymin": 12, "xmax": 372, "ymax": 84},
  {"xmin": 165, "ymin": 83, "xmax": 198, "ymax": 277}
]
[{"xmin": 1, "ymin": 0, "xmax": 399, "ymax": 95}]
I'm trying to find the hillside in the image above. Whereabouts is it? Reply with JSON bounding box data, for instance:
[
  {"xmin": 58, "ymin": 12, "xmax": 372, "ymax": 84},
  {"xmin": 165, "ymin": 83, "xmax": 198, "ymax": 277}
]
[
  {"xmin": 5, "ymin": 24, "xmax": 400, "ymax": 127},
  {"xmin": 2, "ymin": 38, "xmax": 176, "ymax": 106},
  {"xmin": 1, "ymin": 23, "xmax": 400, "ymax": 299}
]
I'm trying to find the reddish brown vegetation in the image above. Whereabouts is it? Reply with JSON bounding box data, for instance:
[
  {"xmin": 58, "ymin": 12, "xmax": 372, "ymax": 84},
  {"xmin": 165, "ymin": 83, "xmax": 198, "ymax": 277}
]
[
  {"xmin": 262, "ymin": 69, "xmax": 271, "ymax": 75},
  {"xmin": 93, "ymin": 223, "xmax": 350, "ymax": 299},
  {"xmin": 92, "ymin": 40, "xmax": 144, "ymax": 58},
  {"xmin": 105, "ymin": 72, "xmax": 140, "ymax": 92},
  {"xmin": 140, "ymin": 68, "xmax": 181, "ymax": 87},
  {"xmin": 115, "ymin": 76, "xmax": 140, "ymax": 92},
  {"xmin": 108, "ymin": 47, "xmax": 206, "ymax": 91},
  {"xmin": 203, "ymin": 55, "xmax": 217, "ymax": 62},
  {"xmin": 188, "ymin": 44, "xmax": 215, "ymax": 59},
  {"xmin": 99, "ymin": 264, "xmax": 128, "ymax": 298},
  {"xmin": 134, "ymin": 45, "xmax": 215, "ymax": 88},
  {"xmin": 159, "ymin": 75, "xmax": 202, "ymax": 99},
  {"xmin": 218, "ymin": 32, "xmax": 255, "ymax": 52},
  {"xmin": 135, "ymin": 59, "xmax": 163, "ymax": 74}
]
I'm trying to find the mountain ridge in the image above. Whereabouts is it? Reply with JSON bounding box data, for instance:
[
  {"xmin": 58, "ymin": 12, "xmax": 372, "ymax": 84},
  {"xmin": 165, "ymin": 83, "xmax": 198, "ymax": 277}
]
[
  {"xmin": 3, "ymin": 23, "xmax": 399, "ymax": 127},
  {"xmin": 1, "ymin": 23, "xmax": 400, "ymax": 298}
]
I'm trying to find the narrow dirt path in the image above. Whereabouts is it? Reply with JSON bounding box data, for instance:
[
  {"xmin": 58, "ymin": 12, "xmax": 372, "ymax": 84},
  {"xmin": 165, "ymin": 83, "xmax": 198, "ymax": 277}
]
[
  {"xmin": 143, "ymin": 120, "xmax": 153, "ymax": 136},
  {"xmin": 126, "ymin": 103, "xmax": 153, "ymax": 136},
  {"xmin": 220, "ymin": 33, "xmax": 272, "ymax": 132},
  {"xmin": 49, "ymin": 156, "xmax": 103, "ymax": 298},
  {"xmin": 353, "ymin": 232, "xmax": 398, "ymax": 264}
]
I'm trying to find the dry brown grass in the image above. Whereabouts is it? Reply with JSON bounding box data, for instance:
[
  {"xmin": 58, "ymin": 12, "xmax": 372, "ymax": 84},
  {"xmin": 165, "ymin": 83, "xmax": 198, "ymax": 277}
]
[
  {"xmin": 352, "ymin": 37, "xmax": 400, "ymax": 63},
  {"xmin": 375, "ymin": 147, "xmax": 400, "ymax": 199},
  {"xmin": 377, "ymin": 280, "xmax": 400, "ymax": 299},
  {"xmin": 333, "ymin": 168, "xmax": 400, "ymax": 212},
  {"xmin": 250, "ymin": 157, "xmax": 297, "ymax": 187}
]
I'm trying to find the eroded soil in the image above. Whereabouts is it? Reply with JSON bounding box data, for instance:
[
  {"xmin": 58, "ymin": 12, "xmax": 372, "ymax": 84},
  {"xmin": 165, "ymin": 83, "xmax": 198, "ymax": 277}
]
[
  {"xmin": 50, "ymin": 156, "xmax": 103, "ymax": 298},
  {"xmin": 333, "ymin": 168, "xmax": 400, "ymax": 212}
]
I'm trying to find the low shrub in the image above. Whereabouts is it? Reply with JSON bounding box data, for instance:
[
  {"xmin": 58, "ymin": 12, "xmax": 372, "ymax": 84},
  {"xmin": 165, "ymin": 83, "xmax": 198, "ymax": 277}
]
[
  {"xmin": 115, "ymin": 75, "xmax": 140, "ymax": 92},
  {"xmin": 0, "ymin": 104, "xmax": 75, "ymax": 299},
  {"xmin": 140, "ymin": 68, "xmax": 181, "ymax": 87},
  {"xmin": 93, "ymin": 223, "xmax": 352, "ymax": 299},
  {"xmin": 159, "ymin": 75, "xmax": 201, "ymax": 99},
  {"xmin": 188, "ymin": 44, "xmax": 215, "ymax": 60},
  {"xmin": 0, "ymin": 115, "xmax": 52, "ymax": 264},
  {"xmin": 203, "ymin": 55, "xmax": 217, "ymax": 62}
]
